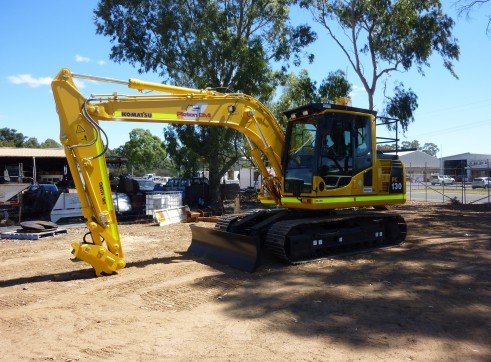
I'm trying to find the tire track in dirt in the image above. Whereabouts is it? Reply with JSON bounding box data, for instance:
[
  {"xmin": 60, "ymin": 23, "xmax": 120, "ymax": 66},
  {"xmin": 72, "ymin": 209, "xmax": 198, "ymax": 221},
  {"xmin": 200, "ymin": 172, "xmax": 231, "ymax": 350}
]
[{"xmin": 141, "ymin": 273, "xmax": 246, "ymax": 312}]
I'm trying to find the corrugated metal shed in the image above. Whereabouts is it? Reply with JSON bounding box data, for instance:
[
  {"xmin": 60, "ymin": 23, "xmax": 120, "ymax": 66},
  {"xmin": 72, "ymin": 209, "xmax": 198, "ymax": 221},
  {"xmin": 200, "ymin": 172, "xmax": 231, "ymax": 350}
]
[
  {"xmin": 0, "ymin": 148, "xmax": 65, "ymax": 158},
  {"xmin": 397, "ymin": 151, "xmax": 440, "ymax": 168},
  {"xmin": 442, "ymin": 152, "xmax": 491, "ymax": 161},
  {"xmin": 1, "ymin": 148, "xmax": 67, "ymax": 182}
]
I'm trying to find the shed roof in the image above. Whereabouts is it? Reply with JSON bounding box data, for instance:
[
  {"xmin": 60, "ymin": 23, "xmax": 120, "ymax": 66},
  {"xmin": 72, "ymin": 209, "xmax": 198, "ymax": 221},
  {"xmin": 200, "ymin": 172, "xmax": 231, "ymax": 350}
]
[
  {"xmin": 0, "ymin": 147, "xmax": 65, "ymax": 158},
  {"xmin": 387, "ymin": 150, "xmax": 440, "ymax": 168}
]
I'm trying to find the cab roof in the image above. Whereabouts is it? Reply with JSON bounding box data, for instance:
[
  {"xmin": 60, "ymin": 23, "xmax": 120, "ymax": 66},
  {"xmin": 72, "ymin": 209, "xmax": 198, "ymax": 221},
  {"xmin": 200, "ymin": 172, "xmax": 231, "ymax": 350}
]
[{"xmin": 283, "ymin": 102, "xmax": 377, "ymax": 119}]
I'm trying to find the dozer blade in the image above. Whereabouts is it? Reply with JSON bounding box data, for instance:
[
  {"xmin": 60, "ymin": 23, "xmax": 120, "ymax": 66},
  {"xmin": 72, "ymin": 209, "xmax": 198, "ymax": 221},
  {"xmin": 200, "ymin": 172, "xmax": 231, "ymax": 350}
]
[{"xmin": 188, "ymin": 224, "xmax": 260, "ymax": 272}]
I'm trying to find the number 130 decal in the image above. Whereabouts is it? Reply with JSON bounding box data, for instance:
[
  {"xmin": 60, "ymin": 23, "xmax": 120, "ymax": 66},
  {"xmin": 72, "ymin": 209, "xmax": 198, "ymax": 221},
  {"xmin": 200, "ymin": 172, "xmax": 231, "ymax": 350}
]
[{"xmin": 389, "ymin": 167, "xmax": 404, "ymax": 194}]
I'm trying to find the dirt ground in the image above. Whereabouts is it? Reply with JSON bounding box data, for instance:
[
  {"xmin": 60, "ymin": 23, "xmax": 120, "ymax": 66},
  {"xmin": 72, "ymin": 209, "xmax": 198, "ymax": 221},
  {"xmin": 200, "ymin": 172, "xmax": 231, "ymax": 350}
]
[{"xmin": 0, "ymin": 201, "xmax": 490, "ymax": 361}]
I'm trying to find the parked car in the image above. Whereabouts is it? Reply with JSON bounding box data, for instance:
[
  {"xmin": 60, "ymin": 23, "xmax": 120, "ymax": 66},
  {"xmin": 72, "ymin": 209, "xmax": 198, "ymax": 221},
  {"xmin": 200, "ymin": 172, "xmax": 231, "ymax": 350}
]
[
  {"xmin": 136, "ymin": 179, "xmax": 156, "ymax": 192},
  {"xmin": 471, "ymin": 177, "xmax": 490, "ymax": 189},
  {"xmin": 430, "ymin": 175, "xmax": 455, "ymax": 185},
  {"xmin": 142, "ymin": 174, "xmax": 171, "ymax": 184},
  {"xmin": 158, "ymin": 177, "xmax": 209, "ymax": 191},
  {"xmin": 155, "ymin": 177, "xmax": 209, "ymax": 206}
]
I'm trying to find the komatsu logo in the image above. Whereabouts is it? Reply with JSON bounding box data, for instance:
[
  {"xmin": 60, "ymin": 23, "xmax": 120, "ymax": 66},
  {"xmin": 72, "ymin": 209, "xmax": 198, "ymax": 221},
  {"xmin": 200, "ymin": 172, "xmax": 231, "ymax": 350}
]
[
  {"xmin": 178, "ymin": 103, "xmax": 211, "ymax": 119},
  {"xmin": 121, "ymin": 111, "xmax": 152, "ymax": 118}
]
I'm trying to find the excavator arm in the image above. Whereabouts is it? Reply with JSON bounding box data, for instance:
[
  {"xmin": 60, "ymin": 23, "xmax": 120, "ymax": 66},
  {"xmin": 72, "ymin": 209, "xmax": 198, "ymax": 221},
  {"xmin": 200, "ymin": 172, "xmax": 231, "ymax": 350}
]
[{"xmin": 51, "ymin": 68, "xmax": 285, "ymax": 275}]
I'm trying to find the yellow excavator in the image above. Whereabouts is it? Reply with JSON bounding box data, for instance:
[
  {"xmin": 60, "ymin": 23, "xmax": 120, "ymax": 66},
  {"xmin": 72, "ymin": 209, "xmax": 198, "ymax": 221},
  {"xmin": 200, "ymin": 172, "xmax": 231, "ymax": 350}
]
[{"xmin": 51, "ymin": 68, "xmax": 406, "ymax": 276}]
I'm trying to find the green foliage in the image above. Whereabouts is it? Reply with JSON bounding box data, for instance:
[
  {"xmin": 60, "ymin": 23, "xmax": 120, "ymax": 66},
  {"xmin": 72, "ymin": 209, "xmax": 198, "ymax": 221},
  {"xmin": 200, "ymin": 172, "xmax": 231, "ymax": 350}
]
[
  {"xmin": 384, "ymin": 83, "xmax": 418, "ymax": 132},
  {"xmin": 318, "ymin": 69, "xmax": 352, "ymax": 102},
  {"xmin": 24, "ymin": 138, "xmax": 40, "ymax": 148},
  {"xmin": 401, "ymin": 140, "xmax": 421, "ymax": 150},
  {"xmin": 421, "ymin": 142, "xmax": 439, "ymax": 157},
  {"xmin": 301, "ymin": 0, "xmax": 459, "ymax": 122},
  {"xmin": 164, "ymin": 125, "xmax": 244, "ymax": 178},
  {"xmin": 94, "ymin": 0, "xmax": 316, "ymax": 206},
  {"xmin": 377, "ymin": 143, "xmax": 397, "ymax": 152},
  {"xmin": 40, "ymin": 139, "xmax": 62, "ymax": 148},
  {"xmin": 119, "ymin": 129, "xmax": 167, "ymax": 175},
  {"xmin": 163, "ymin": 125, "xmax": 205, "ymax": 177},
  {"xmin": 0, "ymin": 128, "xmax": 61, "ymax": 148},
  {"xmin": 94, "ymin": 0, "xmax": 315, "ymax": 95},
  {"xmin": 269, "ymin": 69, "xmax": 351, "ymax": 126},
  {"xmin": 0, "ymin": 128, "xmax": 26, "ymax": 147},
  {"xmin": 270, "ymin": 70, "xmax": 319, "ymax": 126},
  {"xmin": 377, "ymin": 140, "xmax": 439, "ymax": 156}
]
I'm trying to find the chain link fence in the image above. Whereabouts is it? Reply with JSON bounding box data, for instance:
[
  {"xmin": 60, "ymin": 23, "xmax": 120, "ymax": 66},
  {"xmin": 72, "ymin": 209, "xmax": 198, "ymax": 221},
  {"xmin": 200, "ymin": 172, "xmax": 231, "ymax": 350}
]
[{"xmin": 406, "ymin": 181, "xmax": 491, "ymax": 204}]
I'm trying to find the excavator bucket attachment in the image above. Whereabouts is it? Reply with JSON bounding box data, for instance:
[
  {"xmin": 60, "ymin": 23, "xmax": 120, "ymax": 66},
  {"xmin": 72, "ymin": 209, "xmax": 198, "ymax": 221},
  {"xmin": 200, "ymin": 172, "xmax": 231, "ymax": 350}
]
[
  {"xmin": 188, "ymin": 225, "xmax": 260, "ymax": 272},
  {"xmin": 71, "ymin": 242, "xmax": 126, "ymax": 277}
]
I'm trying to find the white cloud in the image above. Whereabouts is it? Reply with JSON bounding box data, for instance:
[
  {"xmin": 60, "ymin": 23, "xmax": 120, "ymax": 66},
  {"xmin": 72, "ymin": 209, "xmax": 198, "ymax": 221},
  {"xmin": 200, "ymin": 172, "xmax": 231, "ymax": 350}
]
[
  {"xmin": 7, "ymin": 74, "xmax": 52, "ymax": 88},
  {"xmin": 73, "ymin": 79, "xmax": 86, "ymax": 89},
  {"xmin": 97, "ymin": 60, "xmax": 106, "ymax": 65},
  {"xmin": 75, "ymin": 54, "xmax": 91, "ymax": 62},
  {"xmin": 349, "ymin": 84, "xmax": 367, "ymax": 98}
]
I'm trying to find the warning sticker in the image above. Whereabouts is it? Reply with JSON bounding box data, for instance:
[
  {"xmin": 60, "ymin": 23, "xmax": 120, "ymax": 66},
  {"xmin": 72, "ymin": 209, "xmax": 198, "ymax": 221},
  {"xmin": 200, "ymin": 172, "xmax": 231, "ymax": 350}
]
[{"xmin": 75, "ymin": 124, "xmax": 89, "ymax": 143}]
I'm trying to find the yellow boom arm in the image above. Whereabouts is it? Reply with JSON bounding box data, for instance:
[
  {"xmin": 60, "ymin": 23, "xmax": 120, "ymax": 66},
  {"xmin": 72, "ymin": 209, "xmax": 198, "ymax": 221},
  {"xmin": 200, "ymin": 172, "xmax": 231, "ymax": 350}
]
[{"xmin": 51, "ymin": 68, "xmax": 284, "ymax": 275}]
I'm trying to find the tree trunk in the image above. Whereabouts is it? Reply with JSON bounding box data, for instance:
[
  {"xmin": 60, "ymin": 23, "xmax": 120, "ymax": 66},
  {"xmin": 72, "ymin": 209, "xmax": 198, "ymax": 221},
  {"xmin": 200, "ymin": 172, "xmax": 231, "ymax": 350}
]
[{"xmin": 207, "ymin": 150, "xmax": 223, "ymax": 213}]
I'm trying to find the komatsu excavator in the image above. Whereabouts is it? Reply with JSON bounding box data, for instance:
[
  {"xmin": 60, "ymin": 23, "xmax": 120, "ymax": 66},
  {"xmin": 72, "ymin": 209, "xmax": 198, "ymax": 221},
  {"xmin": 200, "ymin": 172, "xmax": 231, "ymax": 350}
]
[{"xmin": 51, "ymin": 68, "xmax": 406, "ymax": 276}]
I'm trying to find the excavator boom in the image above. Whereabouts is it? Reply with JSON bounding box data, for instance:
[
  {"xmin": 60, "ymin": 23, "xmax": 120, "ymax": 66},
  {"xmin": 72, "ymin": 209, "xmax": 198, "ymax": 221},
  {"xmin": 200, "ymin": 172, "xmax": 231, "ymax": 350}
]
[{"xmin": 52, "ymin": 68, "xmax": 284, "ymax": 275}]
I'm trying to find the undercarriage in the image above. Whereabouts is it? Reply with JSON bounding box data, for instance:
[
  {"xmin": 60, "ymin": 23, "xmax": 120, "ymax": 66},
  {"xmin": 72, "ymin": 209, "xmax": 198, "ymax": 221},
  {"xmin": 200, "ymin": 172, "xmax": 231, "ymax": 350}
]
[{"xmin": 189, "ymin": 208, "xmax": 407, "ymax": 271}]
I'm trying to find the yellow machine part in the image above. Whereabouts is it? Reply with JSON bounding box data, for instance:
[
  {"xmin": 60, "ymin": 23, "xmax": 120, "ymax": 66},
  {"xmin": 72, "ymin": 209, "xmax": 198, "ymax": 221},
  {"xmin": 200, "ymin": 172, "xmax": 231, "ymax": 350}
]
[{"xmin": 72, "ymin": 242, "xmax": 126, "ymax": 277}]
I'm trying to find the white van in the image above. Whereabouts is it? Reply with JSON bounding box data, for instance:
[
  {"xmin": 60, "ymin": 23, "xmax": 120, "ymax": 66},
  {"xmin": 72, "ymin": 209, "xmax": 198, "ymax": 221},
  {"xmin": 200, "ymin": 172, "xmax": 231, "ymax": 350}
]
[
  {"xmin": 430, "ymin": 175, "xmax": 455, "ymax": 185},
  {"xmin": 142, "ymin": 173, "xmax": 155, "ymax": 180}
]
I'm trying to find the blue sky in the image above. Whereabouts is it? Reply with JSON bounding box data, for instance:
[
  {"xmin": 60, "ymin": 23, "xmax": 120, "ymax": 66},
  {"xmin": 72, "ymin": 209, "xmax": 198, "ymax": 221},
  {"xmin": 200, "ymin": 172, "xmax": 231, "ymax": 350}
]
[{"xmin": 1, "ymin": 1, "xmax": 490, "ymax": 157}]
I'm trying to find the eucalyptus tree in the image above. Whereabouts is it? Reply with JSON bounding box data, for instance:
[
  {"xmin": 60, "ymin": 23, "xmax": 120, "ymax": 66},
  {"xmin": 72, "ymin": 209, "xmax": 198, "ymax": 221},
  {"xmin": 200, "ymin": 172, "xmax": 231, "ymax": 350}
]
[
  {"xmin": 39, "ymin": 139, "xmax": 62, "ymax": 148},
  {"xmin": 120, "ymin": 129, "xmax": 167, "ymax": 175},
  {"xmin": 318, "ymin": 69, "xmax": 352, "ymax": 102},
  {"xmin": 0, "ymin": 129, "xmax": 62, "ymax": 148},
  {"xmin": 421, "ymin": 142, "xmax": 439, "ymax": 157},
  {"xmin": 456, "ymin": 0, "xmax": 491, "ymax": 34},
  {"xmin": 0, "ymin": 128, "xmax": 26, "ymax": 147},
  {"xmin": 269, "ymin": 69, "xmax": 351, "ymax": 126},
  {"xmin": 94, "ymin": 0, "xmax": 316, "ymax": 208},
  {"xmin": 270, "ymin": 69, "xmax": 319, "ymax": 126},
  {"xmin": 300, "ymin": 0, "xmax": 460, "ymax": 131},
  {"xmin": 377, "ymin": 140, "xmax": 439, "ymax": 156}
]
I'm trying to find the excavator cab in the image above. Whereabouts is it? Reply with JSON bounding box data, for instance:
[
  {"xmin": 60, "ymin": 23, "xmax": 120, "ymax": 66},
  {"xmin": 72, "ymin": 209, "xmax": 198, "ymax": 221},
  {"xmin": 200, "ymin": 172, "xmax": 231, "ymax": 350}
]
[
  {"xmin": 283, "ymin": 104, "xmax": 374, "ymax": 194},
  {"xmin": 280, "ymin": 103, "xmax": 394, "ymax": 211}
]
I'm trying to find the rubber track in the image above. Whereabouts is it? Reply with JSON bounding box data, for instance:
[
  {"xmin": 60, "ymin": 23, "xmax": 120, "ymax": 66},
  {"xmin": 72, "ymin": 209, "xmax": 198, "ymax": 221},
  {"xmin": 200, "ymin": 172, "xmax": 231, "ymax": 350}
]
[
  {"xmin": 265, "ymin": 213, "xmax": 407, "ymax": 263},
  {"xmin": 215, "ymin": 214, "xmax": 242, "ymax": 231},
  {"xmin": 214, "ymin": 212, "xmax": 255, "ymax": 232}
]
